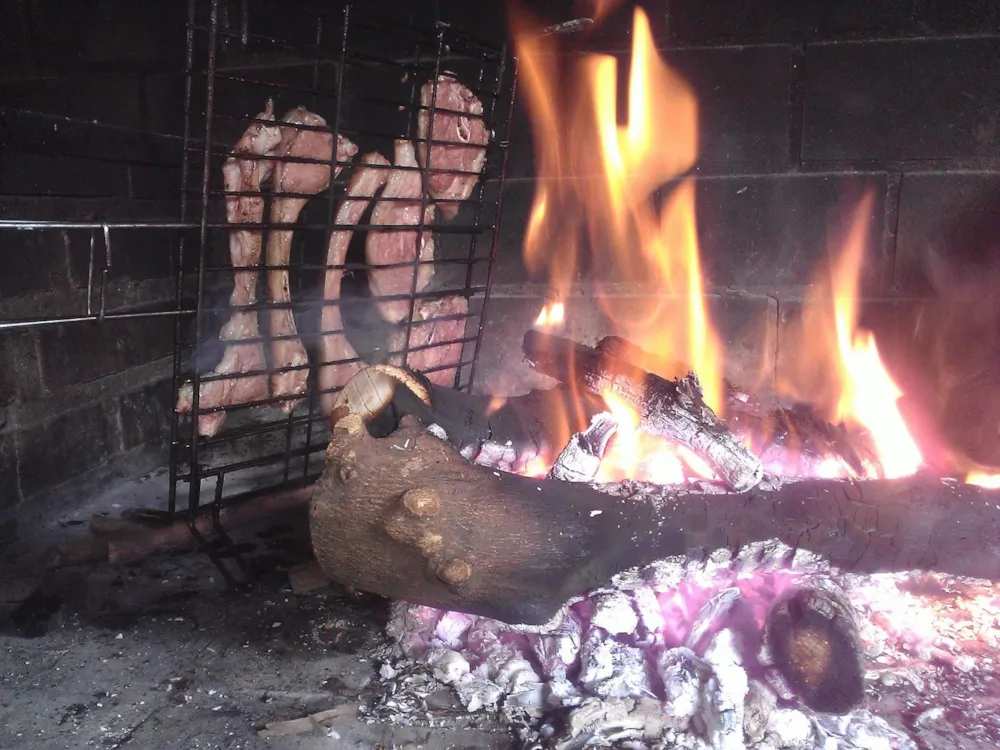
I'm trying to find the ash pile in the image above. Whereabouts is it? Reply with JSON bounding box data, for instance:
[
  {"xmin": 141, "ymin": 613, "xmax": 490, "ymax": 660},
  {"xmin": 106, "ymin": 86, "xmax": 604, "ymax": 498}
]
[{"xmin": 358, "ymin": 535, "xmax": 1000, "ymax": 749}]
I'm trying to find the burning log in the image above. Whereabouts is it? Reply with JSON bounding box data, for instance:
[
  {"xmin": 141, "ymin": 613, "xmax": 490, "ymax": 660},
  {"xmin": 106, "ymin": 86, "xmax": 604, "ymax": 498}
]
[
  {"xmin": 597, "ymin": 334, "xmax": 880, "ymax": 479},
  {"xmin": 522, "ymin": 329, "xmax": 763, "ymax": 491},
  {"xmin": 310, "ymin": 410, "xmax": 1000, "ymax": 627}
]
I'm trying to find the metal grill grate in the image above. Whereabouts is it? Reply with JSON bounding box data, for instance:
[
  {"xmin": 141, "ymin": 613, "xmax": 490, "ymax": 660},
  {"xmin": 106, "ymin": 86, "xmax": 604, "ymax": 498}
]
[{"xmin": 0, "ymin": 0, "xmax": 516, "ymax": 581}]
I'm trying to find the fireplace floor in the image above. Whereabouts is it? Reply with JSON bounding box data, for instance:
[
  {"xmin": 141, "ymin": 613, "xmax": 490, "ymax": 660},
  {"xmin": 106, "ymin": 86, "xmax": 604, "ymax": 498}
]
[
  {"xmin": 0, "ymin": 460, "xmax": 511, "ymax": 750},
  {"xmin": 2, "ymin": 457, "xmax": 999, "ymax": 749}
]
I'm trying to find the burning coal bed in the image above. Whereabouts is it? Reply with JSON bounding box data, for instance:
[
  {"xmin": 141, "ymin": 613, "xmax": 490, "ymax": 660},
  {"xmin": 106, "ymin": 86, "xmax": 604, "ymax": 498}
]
[
  {"xmin": 343, "ymin": 439, "xmax": 1000, "ymax": 747},
  {"xmin": 359, "ymin": 493, "xmax": 1000, "ymax": 749},
  {"xmin": 309, "ymin": 349, "xmax": 1000, "ymax": 749}
]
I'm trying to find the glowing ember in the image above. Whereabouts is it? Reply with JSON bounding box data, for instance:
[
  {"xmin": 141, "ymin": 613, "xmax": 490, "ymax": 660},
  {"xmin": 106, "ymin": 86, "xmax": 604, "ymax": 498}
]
[
  {"xmin": 594, "ymin": 390, "xmax": 715, "ymax": 485},
  {"xmin": 967, "ymin": 471, "xmax": 1000, "ymax": 489},
  {"xmin": 533, "ymin": 300, "xmax": 565, "ymax": 328}
]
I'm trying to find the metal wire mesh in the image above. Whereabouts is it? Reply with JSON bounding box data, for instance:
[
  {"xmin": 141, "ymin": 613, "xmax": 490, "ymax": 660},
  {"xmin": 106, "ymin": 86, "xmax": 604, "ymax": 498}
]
[
  {"xmin": 171, "ymin": 0, "xmax": 516, "ymax": 529},
  {"xmin": 0, "ymin": 0, "xmax": 515, "ymax": 576}
]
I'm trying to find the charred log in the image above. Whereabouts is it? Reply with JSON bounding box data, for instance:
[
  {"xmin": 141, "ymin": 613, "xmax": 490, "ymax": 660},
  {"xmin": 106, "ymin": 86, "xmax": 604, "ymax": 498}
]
[
  {"xmin": 596, "ymin": 334, "xmax": 880, "ymax": 479},
  {"xmin": 522, "ymin": 329, "xmax": 763, "ymax": 491},
  {"xmin": 310, "ymin": 414, "xmax": 1000, "ymax": 627}
]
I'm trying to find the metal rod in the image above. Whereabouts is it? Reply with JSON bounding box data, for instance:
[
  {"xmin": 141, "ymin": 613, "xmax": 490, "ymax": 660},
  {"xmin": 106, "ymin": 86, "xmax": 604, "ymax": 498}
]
[{"xmin": 187, "ymin": 0, "xmax": 220, "ymax": 514}]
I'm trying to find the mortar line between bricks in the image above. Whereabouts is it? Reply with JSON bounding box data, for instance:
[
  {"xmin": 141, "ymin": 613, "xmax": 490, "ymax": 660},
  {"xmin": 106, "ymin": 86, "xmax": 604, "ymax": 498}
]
[
  {"xmin": 881, "ymin": 173, "xmax": 903, "ymax": 292},
  {"xmin": 788, "ymin": 43, "xmax": 806, "ymax": 172}
]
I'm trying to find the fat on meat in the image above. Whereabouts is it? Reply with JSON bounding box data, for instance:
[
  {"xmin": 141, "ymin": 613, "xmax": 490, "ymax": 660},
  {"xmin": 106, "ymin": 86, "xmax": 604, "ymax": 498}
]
[
  {"xmin": 388, "ymin": 295, "xmax": 469, "ymax": 387},
  {"xmin": 416, "ymin": 74, "xmax": 489, "ymax": 221},
  {"xmin": 176, "ymin": 100, "xmax": 282, "ymax": 437},
  {"xmin": 317, "ymin": 152, "xmax": 391, "ymax": 416},
  {"xmin": 366, "ymin": 140, "xmax": 436, "ymax": 324},
  {"xmin": 266, "ymin": 106, "xmax": 358, "ymax": 413}
]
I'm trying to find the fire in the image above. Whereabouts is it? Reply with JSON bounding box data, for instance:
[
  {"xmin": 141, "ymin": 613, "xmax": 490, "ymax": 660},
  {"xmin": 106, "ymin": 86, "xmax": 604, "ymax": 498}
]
[
  {"xmin": 967, "ymin": 472, "xmax": 1000, "ymax": 489},
  {"xmin": 776, "ymin": 193, "xmax": 923, "ymax": 479},
  {"xmin": 534, "ymin": 300, "xmax": 565, "ymax": 328},
  {"xmin": 595, "ymin": 389, "xmax": 714, "ymax": 485},
  {"xmin": 510, "ymin": 3, "xmax": 724, "ymax": 415}
]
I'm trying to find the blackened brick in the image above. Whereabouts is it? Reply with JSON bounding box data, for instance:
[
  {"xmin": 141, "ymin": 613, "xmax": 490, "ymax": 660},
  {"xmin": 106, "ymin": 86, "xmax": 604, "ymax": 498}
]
[
  {"xmin": 1, "ymin": 74, "xmax": 145, "ymax": 132},
  {"xmin": 802, "ymin": 38, "xmax": 1000, "ymax": 163},
  {"xmin": 37, "ymin": 316, "xmax": 174, "ymax": 392},
  {"xmin": 0, "ymin": 228, "xmax": 70, "ymax": 298},
  {"xmin": 894, "ymin": 173, "xmax": 1000, "ymax": 293},
  {"xmin": 694, "ymin": 173, "xmax": 886, "ymax": 289},
  {"xmin": 0, "ymin": 433, "xmax": 18, "ymax": 509},
  {"xmin": 669, "ymin": 45, "xmax": 791, "ymax": 171},
  {"xmin": 0, "ymin": 153, "xmax": 129, "ymax": 198},
  {"xmin": 0, "ymin": 332, "xmax": 43, "ymax": 410},
  {"xmin": 671, "ymin": 0, "xmax": 915, "ymax": 44},
  {"xmin": 119, "ymin": 379, "xmax": 173, "ymax": 451},
  {"xmin": 16, "ymin": 402, "xmax": 115, "ymax": 498},
  {"xmin": 915, "ymin": 0, "xmax": 1000, "ymax": 34}
]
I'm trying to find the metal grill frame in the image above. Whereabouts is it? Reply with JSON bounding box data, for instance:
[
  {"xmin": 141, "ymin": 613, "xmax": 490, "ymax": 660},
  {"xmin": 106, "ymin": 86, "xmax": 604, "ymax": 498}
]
[{"xmin": 0, "ymin": 0, "xmax": 516, "ymax": 581}]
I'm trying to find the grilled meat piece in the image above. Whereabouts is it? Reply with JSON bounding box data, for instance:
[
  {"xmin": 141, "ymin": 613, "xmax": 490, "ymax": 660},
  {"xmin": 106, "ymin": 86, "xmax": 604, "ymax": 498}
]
[
  {"xmin": 176, "ymin": 101, "xmax": 282, "ymax": 437},
  {"xmin": 318, "ymin": 152, "xmax": 392, "ymax": 416},
  {"xmin": 366, "ymin": 140, "xmax": 435, "ymax": 324},
  {"xmin": 388, "ymin": 295, "xmax": 468, "ymax": 387},
  {"xmin": 416, "ymin": 74, "xmax": 489, "ymax": 221},
  {"xmin": 266, "ymin": 106, "xmax": 358, "ymax": 413}
]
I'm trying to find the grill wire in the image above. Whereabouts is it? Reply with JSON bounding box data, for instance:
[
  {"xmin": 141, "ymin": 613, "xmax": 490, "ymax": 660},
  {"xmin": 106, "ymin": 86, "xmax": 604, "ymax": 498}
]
[{"xmin": 0, "ymin": 0, "xmax": 516, "ymax": 584}]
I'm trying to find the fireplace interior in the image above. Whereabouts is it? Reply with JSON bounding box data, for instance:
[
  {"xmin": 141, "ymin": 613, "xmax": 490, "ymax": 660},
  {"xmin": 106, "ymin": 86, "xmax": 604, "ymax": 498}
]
[{"xmin": 2, "ymin": 1, "xmax": 1000, "ymax": 748}]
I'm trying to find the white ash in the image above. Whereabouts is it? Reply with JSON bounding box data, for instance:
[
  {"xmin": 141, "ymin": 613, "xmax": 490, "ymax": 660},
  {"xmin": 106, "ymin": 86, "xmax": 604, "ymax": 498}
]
[{"xmin": 549, "ymin": 412, "xmax": 618, "ymax": 483}]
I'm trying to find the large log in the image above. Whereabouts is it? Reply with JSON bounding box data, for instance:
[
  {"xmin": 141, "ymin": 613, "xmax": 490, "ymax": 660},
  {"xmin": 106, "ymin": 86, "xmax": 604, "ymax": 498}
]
[
  {"xmin": 522, "ymin": 329, "xmax": 763, "ymax": 491},
  {"xmin": 310, "ymin": 413, "xmax": 1000, "ymax": 627}
]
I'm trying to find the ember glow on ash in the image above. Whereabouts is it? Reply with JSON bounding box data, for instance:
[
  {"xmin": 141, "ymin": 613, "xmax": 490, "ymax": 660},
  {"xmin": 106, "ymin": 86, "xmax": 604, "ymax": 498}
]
[{"xmin": 967, "ymin": 471, "xmax": 1000, "ymax": 489}]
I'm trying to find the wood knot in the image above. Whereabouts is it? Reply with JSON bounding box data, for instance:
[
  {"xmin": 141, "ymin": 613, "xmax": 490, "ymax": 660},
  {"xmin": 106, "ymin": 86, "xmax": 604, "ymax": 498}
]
[
  {"xmin": 401, "ymin": 488, "xmax": 440, "ymax": 517},
  {"xmin": 437, "ymin": 558, "xmax": 472, "ymax": 587},
  {"xmin": 332, "ymin": 413, "xmax": 365, "ymax": 437},
  {"xmin": 337, "ymin": 463, "xmax": 356, "ymax": 484}
]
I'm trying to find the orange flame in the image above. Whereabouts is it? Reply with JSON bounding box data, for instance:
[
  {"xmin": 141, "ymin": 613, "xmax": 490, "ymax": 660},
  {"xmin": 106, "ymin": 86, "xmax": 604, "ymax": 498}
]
[
  {"xmin": 967, "ymin": 471, "xmax": 1000, "ymax": 489},
  {"xmin": 511, "ymin": 3, "xmax": 723, "ymax": 415},
  {"xmin": 594, "ymin": 389, "xmax": 715, "ymax": 484},
  {"xmin": 775, "ymin": 192, "xmax": 923, "ymax": 478},
  {"xmin": 534, "ymin": 300, "xmax": 565, "ymax": 328}
]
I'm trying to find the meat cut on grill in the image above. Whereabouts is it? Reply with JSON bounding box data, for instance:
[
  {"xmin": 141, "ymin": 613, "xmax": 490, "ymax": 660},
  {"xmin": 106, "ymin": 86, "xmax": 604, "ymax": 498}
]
[
  {"xmin": 266, "ymin": 106, "xmax": 358, "ymax": 413},
  {"xmin": 416, "ymin": 74, "xmax": 489, "ymax": 221},
  {"xmin": 366, "ymin": 139, "xmax": 436, "ymax": 324},
  {"xmin": 388, "ymin": 295, "xmax": 468, "ymax": 386},
  {"xmin": 176, "ymin": 100, "xmax": 283, "ymax": 437},
  {"xmin": 317, "ymin": 152, "xmax": 391, "ymax": 416}
]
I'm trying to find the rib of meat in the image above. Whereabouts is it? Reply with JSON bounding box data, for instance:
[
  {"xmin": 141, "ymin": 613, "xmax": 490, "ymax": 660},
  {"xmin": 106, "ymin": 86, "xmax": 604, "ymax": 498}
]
[
  {"xmin": 416, "ymin": 74, "xmax": 489, "ymax": 221},
  {"xmin": 176, "ymin": 100, "xmax": 282, "ymax": 437},
  {"xmin": 388, "ymin": 295, "xmax": 469, "ymax": 387},
  {"xmin": 366, "ymin": 140, "xmax": 436, "ymax": 324},
  {"xmin": 318, "ymin": 152, "xmax": 392, "ymax": 416},
  {"xmin": 266, "ymin": 106, "xmax": 358, "ymax": 413}
]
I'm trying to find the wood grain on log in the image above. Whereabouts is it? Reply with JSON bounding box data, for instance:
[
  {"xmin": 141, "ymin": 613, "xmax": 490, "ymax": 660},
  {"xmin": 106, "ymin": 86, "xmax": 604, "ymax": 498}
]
[
  {"xmin": 311, "ymin": 415, "xmax": 1000, "ymax": 626},
  {"xmin": 523, "ymin": 329, "xmax": 763, "ymax": 491}
]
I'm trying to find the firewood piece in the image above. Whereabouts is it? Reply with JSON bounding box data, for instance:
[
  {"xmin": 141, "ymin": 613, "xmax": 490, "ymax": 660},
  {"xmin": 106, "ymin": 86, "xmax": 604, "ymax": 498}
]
[
  {"xmin": 596, "ymin": 334, "xmax": 879, "ymax": 478},
  {"xmin": 523, "ymin": 329, "xmax": 763, "ymax": 491},
  {"xmin": 102, "ymin": 488, "xmax": 312, "ymax": 564},
  {"xmin": 310, "ymin": 414, "xmax": 1000, "ymax": 627},
  {"xmin": 48, "ymin": 538, "xmax": 110, "ymax": 568},
  {"xmin": 257, "ymin": 703, "xmax": 359, "ymax": 737}
]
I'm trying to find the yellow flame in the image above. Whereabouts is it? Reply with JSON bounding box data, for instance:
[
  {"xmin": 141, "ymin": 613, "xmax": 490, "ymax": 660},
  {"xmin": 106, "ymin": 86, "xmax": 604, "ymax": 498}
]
[
  {"xmin": 776, "ymin": 192, "xmax": 922, "ymax": 478},
  {"xmin": 511, "ymin": 3, "xmax": 723, "ymax": 415},
  {"xmin": 967, "ymin": 471, "xmax": 1000, "ymax": 489},
  {"xmin": 534, "ymin": 300, "xmax": 565, "ymax": 328}
]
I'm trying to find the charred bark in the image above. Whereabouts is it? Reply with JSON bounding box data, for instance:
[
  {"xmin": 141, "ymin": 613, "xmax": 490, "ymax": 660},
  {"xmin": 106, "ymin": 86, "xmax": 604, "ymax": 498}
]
[
  {"xmin": 522, "ymin": 329, "xmax": 763, "ymax": 491},
  {"xmin": 310, "ymin": 415, "xmax": 1000, "ymax": 627}
]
